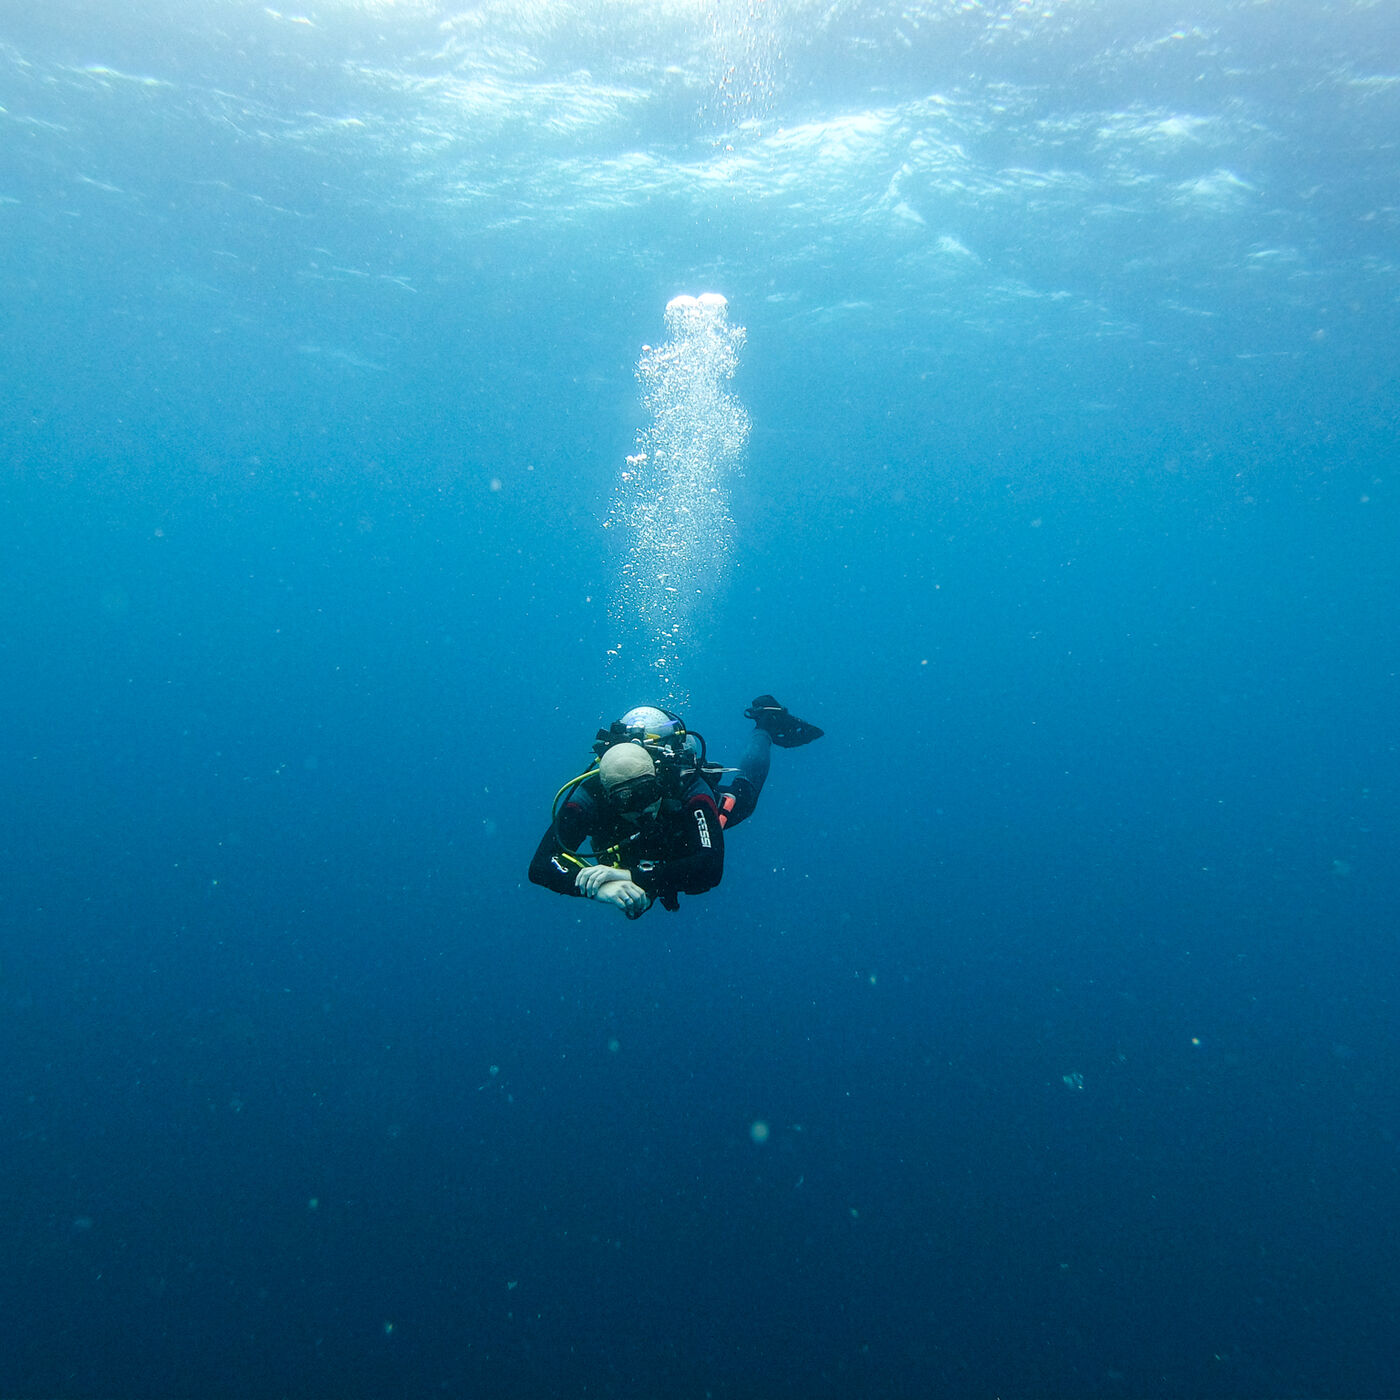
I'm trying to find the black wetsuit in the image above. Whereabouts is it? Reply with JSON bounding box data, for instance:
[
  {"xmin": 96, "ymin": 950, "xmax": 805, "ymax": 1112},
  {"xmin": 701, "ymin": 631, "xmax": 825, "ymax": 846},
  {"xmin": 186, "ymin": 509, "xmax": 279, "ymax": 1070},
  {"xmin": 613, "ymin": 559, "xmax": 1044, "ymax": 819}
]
[{"xmin": 528, "ymin": 730, "xmax": 771, "ymax": 914}]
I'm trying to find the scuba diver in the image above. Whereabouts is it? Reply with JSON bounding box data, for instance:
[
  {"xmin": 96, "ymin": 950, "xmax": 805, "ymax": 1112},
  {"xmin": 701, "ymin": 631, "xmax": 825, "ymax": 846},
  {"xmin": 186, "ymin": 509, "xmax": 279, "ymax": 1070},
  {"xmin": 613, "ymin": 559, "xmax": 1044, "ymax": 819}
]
[{"xmin": 528, "ymin": 696, "xmax": 823, "ymax": 919}]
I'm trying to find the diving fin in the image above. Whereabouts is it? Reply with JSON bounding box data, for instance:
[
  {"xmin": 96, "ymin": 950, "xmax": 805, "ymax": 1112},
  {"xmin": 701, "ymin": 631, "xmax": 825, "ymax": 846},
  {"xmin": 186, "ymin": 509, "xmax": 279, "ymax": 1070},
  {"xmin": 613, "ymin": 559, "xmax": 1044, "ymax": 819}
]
[{"xmin": 745, "ymin": 694, "xmax": 824, "ymax": 748}]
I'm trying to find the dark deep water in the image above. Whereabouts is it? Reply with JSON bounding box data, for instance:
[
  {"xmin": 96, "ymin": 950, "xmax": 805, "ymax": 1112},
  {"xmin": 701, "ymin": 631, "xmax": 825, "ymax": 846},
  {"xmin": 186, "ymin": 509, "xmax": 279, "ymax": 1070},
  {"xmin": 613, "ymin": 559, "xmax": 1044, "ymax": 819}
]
[{"xmin": 3, "ymin": 2, "xmax": 1399, "ymax": 1396}]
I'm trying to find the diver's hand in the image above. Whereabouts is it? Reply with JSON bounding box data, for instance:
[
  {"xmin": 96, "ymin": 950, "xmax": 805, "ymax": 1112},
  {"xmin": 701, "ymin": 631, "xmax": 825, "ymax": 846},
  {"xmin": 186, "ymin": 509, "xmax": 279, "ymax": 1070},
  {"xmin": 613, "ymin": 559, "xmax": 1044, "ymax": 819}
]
[
  {"xmin": 592, "ymin": 880, "xmax": 649, "ymax": 917},
  {"xmin": 576, "ymin": 865, "xmax": 632, "ymax": 897}
]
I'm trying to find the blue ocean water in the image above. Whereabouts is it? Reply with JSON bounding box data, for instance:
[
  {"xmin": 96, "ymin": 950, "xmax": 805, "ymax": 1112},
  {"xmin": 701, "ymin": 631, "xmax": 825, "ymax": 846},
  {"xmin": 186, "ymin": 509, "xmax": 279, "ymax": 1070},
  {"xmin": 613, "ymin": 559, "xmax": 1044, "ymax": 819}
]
[{"xmin": 3, "ymin": 1, "xmax": 1398, "ymax": 1396}]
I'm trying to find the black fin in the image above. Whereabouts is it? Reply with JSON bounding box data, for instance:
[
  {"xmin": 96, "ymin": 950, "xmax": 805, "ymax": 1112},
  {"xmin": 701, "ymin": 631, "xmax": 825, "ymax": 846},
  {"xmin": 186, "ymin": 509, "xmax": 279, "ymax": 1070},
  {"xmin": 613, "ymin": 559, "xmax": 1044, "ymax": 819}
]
[{"xmin": 744, "ymin": 695, "xmax": 824, "ymax": 748}]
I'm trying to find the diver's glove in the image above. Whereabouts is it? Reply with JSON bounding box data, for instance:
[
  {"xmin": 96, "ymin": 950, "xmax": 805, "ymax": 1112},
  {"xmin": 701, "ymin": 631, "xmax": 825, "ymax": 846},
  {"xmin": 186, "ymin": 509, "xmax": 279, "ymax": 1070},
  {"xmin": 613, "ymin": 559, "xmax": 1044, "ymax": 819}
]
[
  {"xmin": 593, "ymin": 880, "xmax": 649, "ymax": 917},
  {"xmin": 576, "ymin": 865, "xmax": 632, "ymax": 897}
]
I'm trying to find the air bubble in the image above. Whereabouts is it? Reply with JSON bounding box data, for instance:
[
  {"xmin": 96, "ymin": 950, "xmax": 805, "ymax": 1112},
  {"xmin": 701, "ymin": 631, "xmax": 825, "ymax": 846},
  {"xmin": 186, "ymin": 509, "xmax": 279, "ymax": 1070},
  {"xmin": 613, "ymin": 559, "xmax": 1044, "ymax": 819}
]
[{"xmin": 606, "ymin": 292, "xmax": 748, "ymax": 706}]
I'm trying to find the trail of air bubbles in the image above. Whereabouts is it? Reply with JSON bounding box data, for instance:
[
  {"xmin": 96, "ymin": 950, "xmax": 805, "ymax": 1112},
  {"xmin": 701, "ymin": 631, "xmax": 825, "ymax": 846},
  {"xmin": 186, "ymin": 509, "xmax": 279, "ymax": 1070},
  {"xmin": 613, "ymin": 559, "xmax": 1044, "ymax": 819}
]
[{"xmin": 607, "ymin": 293, "xmax": 749, "ymax": 708}]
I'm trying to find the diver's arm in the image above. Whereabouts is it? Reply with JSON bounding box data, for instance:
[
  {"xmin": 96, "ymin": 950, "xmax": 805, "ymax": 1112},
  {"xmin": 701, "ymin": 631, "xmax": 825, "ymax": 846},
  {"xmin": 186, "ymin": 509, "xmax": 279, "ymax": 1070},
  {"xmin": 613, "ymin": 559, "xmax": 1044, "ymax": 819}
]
[
  {"xmin": 631, "ymin": 791, "xmax": 725, "ymax": 903},
  {"xmin": 527, "ymin": 827, "xmax": 588, "ymax": 895},
  {"xmin": 527, "ymin": 794, "xmax": 595, "ymax": 896}
]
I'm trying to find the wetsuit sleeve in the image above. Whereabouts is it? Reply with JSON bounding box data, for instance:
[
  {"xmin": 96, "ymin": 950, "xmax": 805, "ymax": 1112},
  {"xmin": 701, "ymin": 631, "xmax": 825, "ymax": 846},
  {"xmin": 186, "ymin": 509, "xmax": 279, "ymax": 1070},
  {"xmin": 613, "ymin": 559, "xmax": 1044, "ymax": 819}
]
[
  {"xmin": 527, "ymin": 796, "xmax": 593, "ymax": 896},
  {"xmin": 631, "ymin": 790, "xmax": 724, "ymax": 905}
]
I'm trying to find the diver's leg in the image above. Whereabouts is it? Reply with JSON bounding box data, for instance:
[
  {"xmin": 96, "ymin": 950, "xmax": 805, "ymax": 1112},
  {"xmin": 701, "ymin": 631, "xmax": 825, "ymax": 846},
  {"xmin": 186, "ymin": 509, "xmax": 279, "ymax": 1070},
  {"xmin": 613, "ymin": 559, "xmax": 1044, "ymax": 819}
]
[{"xmin": 717, "ymin": 729, "xmax": 771, "ymax": 830}]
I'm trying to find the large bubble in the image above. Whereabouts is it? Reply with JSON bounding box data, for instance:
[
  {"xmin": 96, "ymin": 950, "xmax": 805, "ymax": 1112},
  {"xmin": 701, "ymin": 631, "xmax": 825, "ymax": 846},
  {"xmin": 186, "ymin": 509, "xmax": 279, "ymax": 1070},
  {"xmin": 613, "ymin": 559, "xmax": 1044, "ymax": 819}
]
[{"xmin": 607, "ymin": 293, "xmax": 749, "ymax": 707}]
